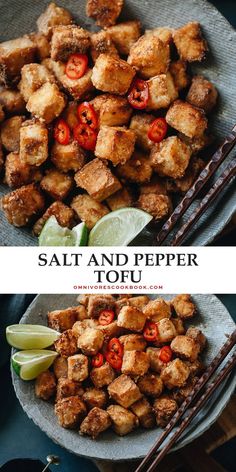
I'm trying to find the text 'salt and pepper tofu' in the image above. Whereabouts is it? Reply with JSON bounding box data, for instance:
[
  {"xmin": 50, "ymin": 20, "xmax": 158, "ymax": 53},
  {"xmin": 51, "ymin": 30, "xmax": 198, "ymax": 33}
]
[
  {"xmin": 51, "ymin": 140, "xmax": 86, "ymax": 173},
  {"xmin": 19, "ymin": 63, "xmax": 55, "ymax": 102},
  {"xmin": 91, "ymin": 54, "xmax": 136, "ymax": 95},
  {"xmin": 107, "ymin": 21, "xmax": 141, "ymax": 55},
  {"xmin": 107, "ymin": 404, "xmax": 139, "ymax": 436},
  {"xmin": 35, "ymin": 370, "xmax": 56, "ymax": 400},
  {"xmin": 151, "ymin": 136, "xmax": 192, "ymax": 179},
  {"xmin": 80, "ymin": 407, "xmax": 111, "ymax": 438},
  {"xmin": 55, "ymin": 396, "xmax": 87, "ymax": 429},
  {"xmin": 147, "ymin": 73, "xmax": 178, "ymax": 110},
  {"xmin": 19, "ymin": 120, "xmax": 48, "ymax": 167},
  {"xmin": 107, "ymin": 374, "xmax": 142, "ymax": 408},
  {"xmin": 91, "ymin": 94, "xmax": 132, "ymax": 127},
  {"xmin": 95, "ymin": 126, "xmax": 136, "ymax": 165},
  {"xmin": 0, "ymin": 36, "xmax": 36, "ymax": 84},
  {"xmin": 54, "ymin": 330, "xmax": 78, "ymax": 357},
  {"xmin": 86, "ymin": 0, "xmax": 124, "ymax": 28},
  {"xmin": 130, "ymin": 397, "xmax": 155, "ymax": 429},
  {"xmin": 48, "ymin": 306, "xmax": 80, "ymax": 332},
  {"xmin": 90, "ymin": 362, "xmax": 116, "ymax": 388},
  {"xmin": 71, "ymin": 194, "xmax": 109, "ymax": 230},
  {"xmin": 171, "ymin": 335, "xmax": 200, "ymax": 362},
  {"xmin": 26, "ymin": 82, "xmax": 66, "ymax": 124},
  {"xmin": 5, "ymin": 152, "xmax": 42, "ymax": 189},
  {"xmin": 186, "ymin": 75, "xmax": 218, "ymax": 113},
  {"xmin": 171, "ymin": 294, "xmax": 196, "ymax": 319},
  {"xmin": 161, "ymin": 358, "xmax": 190, "ymax": 389},
  {"xmin": 117, "ymin": 306, "xmax": 147, "ymax": 332},
  {"xmin": 1, "ymin": 116, "xmax": 25, "ymax": 152},
  {"xmin": 77, "ymin": 328, "xmax": 104, "ymax": 356},
  {"xmin": 75, "ymin": 158, "xmax": 121, "ymax": 201},
  {"xmin": 121, "ymin": 350, "xmax": 150, "ymax": 377},
  {"xmin": 1, "ymin": 183, "xmax": 44, "ymax": 227},
  {"xmin": 137, "ymin": 372, "xmax": 163, "ymax": 397},
  {"xmin": 127, "ymin": 35, "xmax": 170, "ymax": 79},
  {"xmin": 51, "ymin": 25, "xmax": 91, "ymax": 62},
  {"xmin": 166, "ymin": 100, "xmax": 208, "ymax": 139},
  {"xmin": 68, "ymin": 354, "xmax": 89, "ymax": 382},
  {"xmin": 173, "ymin": 22, "xmax": 208, "ymax": 62},
  {"xmin": 90, "ymin": 30, "xmax": 119, "ymax": 62},
  {"xmin": 33, "ymin": 201, "xmax": 75, "ymax": 236},
  {"xmin": 36, "ymin": 2, "xmax": 73, "ymax": 38},
  {"xmin": 117, "ymin": 150, "xmax": 153, "ymax": 184}
]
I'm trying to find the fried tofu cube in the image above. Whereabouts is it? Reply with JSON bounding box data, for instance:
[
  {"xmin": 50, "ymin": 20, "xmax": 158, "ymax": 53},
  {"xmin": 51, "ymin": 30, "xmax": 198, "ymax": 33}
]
[
  {"xmin": 71, "ymin": 194, "xmax": 109, "ymax": 230},
  {"xmin": 166, "ymin": 156, "xmax": 205, "ymax": 193},
  {"xmin": 137, "ymin": 193, "xmax": 172, "ymax": 221},
  {"xmin": 0, "ymin": 139, "xmax": 4, "ymax": 172},
  {"xmin": 19, "ymin": 63, "xmax": 55, "ymax": 102},
  {"xmin": 1, "ymin": 115, "xmax": 25, "ymax": 152},
  {"xmin": 55, "ymin": 396, "xmax": 87, "ymax": 429},
  {"xmin": 171, "ymin": 335, "xmax": 200, "ymax": 362},
  {"xmin": 130, "ymin": 113, "xmax": 156, "ymax": 151},
  {"xmin": 151, "ymin": 136, "xmax": 192, "ymax": 179},
  {"xmin": 37, "ymin": 2, "xmax": 72, "ymax": 38},
  {"xmin": 87, "ymin": 294, "xmax": 116, "ymax": 319},
  {"xmin": 75, "ymin": 158, "xmax": 121, "ymax": 200},
  {"xmin": 48, "ymin": 307, "xmax": 79, "ymax": 332},
  {"xmin": 90, "ymin": 30, "xmax": 119, "ymax": 62},
  {"xmin": 86, "ymin": 0, "xmax": 123, "ymax": 28},
  {"xmin": 51, "ymin": 25, "xmax": 90, "ymax": 62},
  {"xmin": 53, "ymin": 355, "xmax": 68, "ymax": 379},
  {"xmin": 178, "ymin": 133, "xmax": 213, "ymax": 155},
  {"xmin": 172, "ymin": 318, "xmax": 185, "ymax": 335},
  {"xmin": 143, "ymin": 298, "xmax": 171, "ymax": 323},
  {"xmin": 56, "ymin": 378, "xmax": 84, "ymax": 401},
  {"xmin": 62, "ymin": 68, "xmax": 95, "ymax": 101},
  {"xmin": 97, "ymin": 321, "xmax": 123, "ymax": 340},
  {"xmin": 171, "ymin": 294, "xmax": 196, "ymax": 319},
  {"xmin": 130, "ymin": 397, "xmax": 155, "ymax": 429},
  {"xmin": 19, "ymin": 120, "xmax": 48, "ymax": 167},
  {"xmin": 83, "ymin": 387, "xmax": 108, "ymax": 410},
  {"xmin": 153, "ymin": 395, "xmax": 178, "ymax": 427},
  {"xmin": 117, "ymin": 306, "xmax": 147, "ymax": 332},
  {"xmin": 122, "ymin": 350, "xmax": 150, "ymax": 377},
  {"xmin": 26, "ymin": 82, "xmax": 66, "ymax": 124},
  {"xmin": 91, "ymin": 94, "xmax": 132, "ymax": 127},
  {"xmin": 92, "ymin": 54, "xmax": 136, "ymax": 95},
  {"xmin": 91, "ymin": 362, "xmax": 115, "ymax": 388},
  {"xmin": 51, "ymin": 140, "xmax": 86, "ymax": 173},
  {"xmin": 146, "ymin": 347, "xmax": 166, "ymax": 373},
  {"xmin": 95, "ymin": 126, "xmax": 136, "ymax": 165},
  {"xmin": 186, "ymin": 75, "xmax": 218, "ymax": 113},
  {"xmin": 119, "ymin": 334, "xmax": 147, "ymax": 352},
  {"xmin": 35, "ymin": 370, "xmax": 56, "ymax": 400},
  {"xmin": 0, "ymin": 36, "xmax": 36, "ymax": 84},
  {"xmin": 127, "ymin": 35, "xmax": 170, "ymax": 79},
  {"xmin": 173, "ymin": 22, "xmax": 208, "ymax": 62},
  {"xmin": 172, "ymin": 376, "xmax": 199, "ymax": 405},
  {"xmin": 68, "ymin": 354, "xmax": 89, "ymax": 381},
  {"xmin": 145, "ymin": 27, "xmax": 173, "ymax": 45},
  {"xmin": 33, "ymin": 202, "xmax": 75, "ymax": 236},
  {"xmin": 185, "ymin": 359, "xmax": 205, "ymax": 378},
  {"xmin": 169, "ymin": 60, "xmax": 190, "ymax": 91},
  {"xmin": 137, "ymin": 373, "xmax": 163, "ymax": 397},
  {"xmin": 108, "ymin": 374, "xmax": 142, "ymax": 408},
  {"xmin": 156, "ymin": 318, "xmax": 177, "ymax": 344},
  {"xmin": 128, "ymin": 296, "xmax": 150, "ymax": 310},
  {"xmin": 80, "ymin": 407, "xmax": 111, "ymax": 438},
  {"xmin": 186, "ymin": 327, "xmax": 206, "ymax": 351},
  {"xmin": 160, "ymin": 358, "xmax": 190, "ymax": 389},
  {"xmin": 107, "ymin": 21, "xmax": 141, "ymax": 55},
  {"xmin": 107, "ymin": 405, "xmax": 138, "ymax": 435},
  {"xmin": 1, "ymin": 183, "xmax": 44, "ymax": 227},
  {"xmin": 0, "ymin": 89, "xmax": 26, "ymax": 115},
  {"xmin": 166, "ymin": 100, "xmax": 208, "ymax": 139},
  {"xmin": 31, "ymin": 33, "xmax": 51, "ymax": 60},
  {"xmin": 147, "ymin": 73, "xmax": 178, "ymax": 110},
  {"xmin": 40, "ymin": 168, "xmax": 73, "ymax": 201},
  {"xmin": 106, "ymin": 187, "xmax": 133, "ymax": 211},
  {"xmin": 77, "ymin": 328, "xmax": 104, "ymax": 356},
  {"xmin": 117, "ymin": 150, "xmax": 153, "ymax": 183},
  {"xmin": 55, "ymin": 330, "xmax": 78, "ymax": 358},
  {"xmin": 62, "ymin": 101, "xmax": 79, "ymax": 130},
  {"xmin": 5, "ymin": 152, "xmax": 42, "ymax": 189},
  {"xmin": 72, "ymin": 319, "xmax": 98, "ymax": 337}
]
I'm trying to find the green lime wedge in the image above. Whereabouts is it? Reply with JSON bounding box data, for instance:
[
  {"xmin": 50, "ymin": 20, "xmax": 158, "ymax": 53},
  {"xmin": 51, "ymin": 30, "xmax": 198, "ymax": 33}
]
[
  {"xmin": 11, "ymin": 350, "xmax": 58, "ymax": 380},
  {"xmin": 72, "ymin": 222, "xmax": 89, "ymax": 246},
  {"xmin": 88, "ymin": 208, "xmax": 153, "ymax": 246},
  {"xmin": 39, "ymin": 216, "xmax": 75, "ymax": 246},
  {"xmin": 6, "ymin": 324, "xmax": 60, "ymax": 350}
]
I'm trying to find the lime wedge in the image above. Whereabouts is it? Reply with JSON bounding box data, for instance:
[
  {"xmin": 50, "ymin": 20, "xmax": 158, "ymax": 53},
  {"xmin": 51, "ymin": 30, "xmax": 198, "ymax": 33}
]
[
  {"xmin": 6, "ymin": 324, "xmax": 60, "ymax": 350},
  {"xmin": 88, "ymin": 208, "xmax": 153, "ymax": 246},
  {"xmin": 11, "ymin": 350, "xmax": 58, "ymax": 380},
  {"xmin": 39, "ymin": 216, "xmax": 75, "ymax": 246},
  {"xmin": 72, "ymin": 222, "xmax": 89, "ymax": 246}
]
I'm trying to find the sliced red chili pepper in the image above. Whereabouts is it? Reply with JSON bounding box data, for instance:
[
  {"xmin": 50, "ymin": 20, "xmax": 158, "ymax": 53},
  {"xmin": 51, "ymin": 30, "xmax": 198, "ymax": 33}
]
[
  {"xmin": 73, "ymin": 123, "xmax": 97, "ymax": 150},
  {"xmin": 108, "ymin": 337, "xmax": 123, "ymax": 357},
  {"xmin": 91, "ymin": 352, "xmax": 104, "ymax": 368},
  {"xmin": 127, "ymin": 78, "xmax": 149, "ymax": 109},
  {"xmin": 105, "ymin": 351, "xmax": 122, "ymax": 370},
  {"xmin": 65, "ymin": 54, "xmax": 88, "ymax": 80},
  {"xmin": 148, "ymin": 117, "xmax": 168, "ymax": 143},
  {"xmin": 98, "ymin": 309, "xmax": 115, "ymax": 326},
  {"xmin": 78, "ymin": 102, "xmax": 98, "ymax": 130},
  {"xmin": 54, "ymin": 119, "xmax": 70, "ymax": 145},
  {"xmin": 159, "ymin": 345, "xmax": 173, "ymax": 363},
  {"xmin": 143, "ymin": 321, "xmax": 158, "ymax": 342}
]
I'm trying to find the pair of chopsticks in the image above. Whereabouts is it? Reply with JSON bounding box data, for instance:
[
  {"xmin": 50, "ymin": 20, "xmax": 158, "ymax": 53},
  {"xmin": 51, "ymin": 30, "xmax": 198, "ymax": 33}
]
[
  {"xmin": 135, "ymin": 329, "xmax": 236, "ymax": 472},
  {"xmin": 155, "ymin": 125, "xmax": 236, "ymax": 246}
]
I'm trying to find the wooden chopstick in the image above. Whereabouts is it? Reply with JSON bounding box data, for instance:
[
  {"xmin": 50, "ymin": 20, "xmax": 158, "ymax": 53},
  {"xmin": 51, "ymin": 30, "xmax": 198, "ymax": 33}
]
[
  {"xmin": 170, "ymin": 159, "xmax": 236, "ymax": 246},
  {"xmin": 155, "ymin": 125, "xmax": 236, "ymax": 246},
  {"xmin": 146, "ymin": 352, "xmax": 236, "ymax": 472},
  {"xmin": 135, "ymin": 329, "xmax": 236, "ymax": 472}
]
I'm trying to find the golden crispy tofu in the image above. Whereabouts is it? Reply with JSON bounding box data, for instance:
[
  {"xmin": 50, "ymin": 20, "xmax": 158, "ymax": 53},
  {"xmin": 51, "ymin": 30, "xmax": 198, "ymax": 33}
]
[
  {"xmin": 35, "ymin": 370, "xmax": 56, "ymax": 400},
  {"xmin": 186, "ymin": 75, "xmax": 218, "ymax": 113},
  {"xmin": 37, "ymin": 2, "xmax": 72, "ymax": 38},
  {"xmin": 107, "ymin": 21, "xmax": 141, "ymax": 55},
  {"xmin": 0, "ymin": 104, "xmax": 5, "ymax": 121},
  {"xmin": 48, "ymin": 306, "xmax": 81, "ymax": 332},
  {"xmin": 172, "ymin": 318, "xmax": 185, "ymax": 335},
  {"xmin": 138, "ymin": 193, "xmax": 172, "ymax": 221},
  {"xmin": 55, "ymin": 396, "xmax": 87, "ymax": 429},
  {"xmin": 80, "ymin": 407, "xmax": 111, "ymax": 438},
  {"xmin": 91, "ymin": 362, "xmax": 115, "ymax": 388},
  {"xmin": 122, "ymin": 350, "xmax": 150, "ymax": 377},
  {"xmin": 108, "ymin": 374, "xmax": 142, "ymax": 408},
  {"xmin": 171, "ymin": 294, "xmax": 196, "ymax": 319},
  {"xmin": 51, "ymin": 25, "xmax": 90, "ymax": 62},
  {"xmin": 130, "ymin": 397, "xmax": 155, "ymax": 429},
  {"xmin": 26, "ymin": 82, "xmax": 66, "ymax": 124},
  {"xmin": 72, "ymin": 319, "xmax": 98, "ymax": 338},
  {"xmin": 53, "ymin": 355, "xmax": 68, "ymax": 379},
  {"xmin": 129, "ymin": 113, "xmax": 155, "ymax": 151},
  {"xmin": 95, "ymin": 126, "xmax": 136, "ymax": 165},
  {"xmin": 137, "ymin": 372, "xmax": 163, "ymax": 397},
  {"xmin": 33, "ymin": 201, "xmax": 75, "ymax": 236},
  {"xmin": 51, "ymin": 140, "xmax": 86, "ymax": 173},
  {"xmin": 166, "ymin": 100, "xmax": 208, "ymax": 139},
  {"xmin": 155, "ymin": 318, "xmax": 177, "ymax": 344},
  {"xmin": 92, "ymin": 54, "xmax": 136, "ymax": 95},
  {"xmin": 62, "ymin": 102, "xmax": 79, "ymax": 129},
  {"xmin": 145, "ymin": 27, "xmax": 173, "ymax": 45},
  {"xmin": 119, "ymin": 334, "xmax": 147, "ymax": 352},
  {"xmin": 117, "ymin": 305, "xmax": 147, "ymax": 332},
  {"xmin": 1, "ymin": 115, "xmax": 25, "ymax": 152},
  {"xmin": 40, "ymin": 168, "xmax": 74, "ymax": 201},
  {"xmin": 71, "ymin": 194, "xmax": 109, "ymax": 230},
  {"xmin": 171, "ymin": 335, "xmax": 200, "ymax": 362},
  {"xmin": 54, "ymin": 330, "xmax": 78, "ymax": 358},
  {"xmin": 5, "ymin": 151, "xmax": 42, "ymax": 189},
  {"xmin": 91, "ymin": 94, "xmax": 132, "ymax": 127},
  {"xmin": 83, "ymin": 387, "xmax": 108, "ymax": 410},
  {"xmin": 19, "ymin": 120, "xmax": 48, "ymax": 167},
  {"xmin": 143, "ymin": 298, "xmax": 171, "ymax": 322},
  {"xmin": 1, "ymin": 183, "xmax": 44, "ymax": 227},
  {"xmin": 146, "ymin": 347, "xmax": 166, "ymax": 373},
  {"xmin": 166, "ymin": 156, "xmax": 205, "ymax": 194},
  {"xmin": 56, "ymin": 378, "xmax": 84, "ymax": 401},
  {"xmin": 160, "ymin": 358, "xmax": 190, "ymax": 389},
  {"xmin": 169, "ymin": 60, "xmax": 190, "ymax": 91},
  {"xmin": 172, "ymin": 376, "xmax": 199, "ymax": 405},
  {"xmin": 31, "ymin": 33, "xmax": 51, "ymax": 61},
  {"xmin": 97, "ymin": 321, "xmax": 123, "ymax": 340},
  {"xmin": 186, "ymin": 327, "xmax": 206, "ymax": 351},
  {"xmin": 19, "ymin": 63, "xmax": 55, "ymax": 102},
  {"xmin": 128, "ymin": 296, "xmax": 150, "ymax": 310},
  {"xmin": 106, "ymin": 187, "xmax": 133, "ymax": 211},
  {"xmin": 75, "ymin": 158, "xmax": 121, "ymax": 201},
  {"xmin": 178, "ymin": 132, "xmax": 213, "ymax": 155},
  {"xmin": 127, "ymin": 35, "xmax": 170, "ymax": 79},
  {"xmin": 151, "ymin": 136, "xmax": 192, "ymax": 179},
  {"xmin": 0, "ymin": 88, "xmax": 26, "ymax": 115},
  {"xmin": 173, "ymin": 22, "xmax": 208, "ymax": 62},
  {"xmin": 153, "ymin": 395, "xmax": 178, "ymax": 427},
  {"xmin": 86, "ymin": 0, "xmax": 123, "ymax": 28},
  {"xmin": 140, "ymin": 177, "xmax": 170, "ymax": 198},
  {"xmin": 107, "ymin": 404, "xmax": 139, "ymax": 436},
  {"xmin": 0, "ymin": 36, "xmax": 36, "ymax": 84},
  {"xmin": 147, "ymin": 73, "xmax": 178, "ymax": 110},
  {"xmin": 78, "ymin": 328, "xmax": 104, "ymax": 356},
  {"xmin": 116, "ymin": 150, "xmax": 153, "ymax": 184},
  {"xmin": 87, "ymin": 294, "xmax": 116, "ymax": 319},
  {"xmin": 0, "ymin": 138, "xmax": 4, "ymax": 172},
  {"xmin": 68, "ymin": 354, "xmax": 89, "ymax": 381},
  {"xmin": 90, "ymin": 30, "xmax": 119, "ymax": 62}
]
